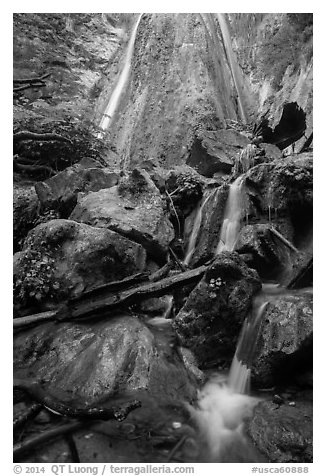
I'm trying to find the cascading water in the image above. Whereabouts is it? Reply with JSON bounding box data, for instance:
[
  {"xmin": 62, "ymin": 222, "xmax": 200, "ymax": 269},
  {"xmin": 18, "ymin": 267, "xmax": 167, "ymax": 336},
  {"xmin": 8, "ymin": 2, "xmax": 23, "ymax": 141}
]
[
  {"xmin": 98, "ymin": 13, "xmax": 143, "ymax": 132},
  {"xmin": 217, "ymin": 13, "xmax": 247, "ymax": 123},
  {"xmin": 183, "ymin": 189, "xmax": 215, "ymax": 266},
  {"xmin": 228, "ymin": 301, "xmax": 269, "ymax": 394},
  {"xmin": 189, "ymin": 297, "xmax": 269, "ymax": 462},
  {"xmin": 216, "ymin": 175, "xmax": 245, "ymax": 254}
]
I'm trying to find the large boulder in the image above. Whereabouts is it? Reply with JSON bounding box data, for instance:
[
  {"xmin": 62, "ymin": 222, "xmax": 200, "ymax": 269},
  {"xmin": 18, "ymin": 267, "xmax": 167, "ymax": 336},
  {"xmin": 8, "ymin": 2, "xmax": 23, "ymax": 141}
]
[
  {"xmin": 173, "ymin": 252, "xmax": 261, "ymax": 367},
  {"xmin": 235, "ymin": 223, "xmax": 294, "ymax": 278},
  {"xmin": 70, "ymin": 168, "xmax": 175, "ymax": 261},
  {"xmin": 244, "ymin": 153, "xmax": 313, "ymax": 242},
  {"xmin": 166, "ymin": 165, "xmax": 205, "ymax": 220},
  {"xmin": 13, "ymin": 315, "xmax": 197, "ymax": 407},
  {"xmin": 35, "ymin": 163, "xmax": 119, "ymax": 217},
  {"xmin": 13, "ymin": 219, "xmax": 147, "ymax": 310},
  {"xmin": 13, "ymin": 184, "xmax": 40, "ymax": 252},
  {"xmin": 187, "ymin": 129, "xmax": 250, "ymax": 177},
  {"xmin": 246, "ymin": 397, "xmax": 313, "ymax": 463},
  {"xmin": 251, "ymin": 292, "xmax": 313, "ymax": 387}
]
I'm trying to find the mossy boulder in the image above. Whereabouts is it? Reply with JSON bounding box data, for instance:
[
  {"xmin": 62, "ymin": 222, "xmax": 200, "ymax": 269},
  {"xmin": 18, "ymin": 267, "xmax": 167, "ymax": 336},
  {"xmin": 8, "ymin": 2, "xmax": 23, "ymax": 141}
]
[
  {"xmin": 13, "ymin": 219, "xmax": 147, "ymax": 311},
  {"xmin": 173, "ymin": 252, "xmax": 261, "ymax": 367}
]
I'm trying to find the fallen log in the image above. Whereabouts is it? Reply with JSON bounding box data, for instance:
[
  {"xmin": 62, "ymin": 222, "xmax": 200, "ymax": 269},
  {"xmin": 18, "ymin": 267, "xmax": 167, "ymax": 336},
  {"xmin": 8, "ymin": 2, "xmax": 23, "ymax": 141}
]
[
  {"xmin": 56, "ymin": 264, "xmax": 207, "ymax": 321},
  {"xmin": 13, "ymin": 403, "xmax": 43, "ymax": 432},
  {"xmin": 13, "ymin": 264, "xmax": 207, "ymax": 328},
  {"xmin": 13, "ymin": 73, "xmax": 51, "ymax": 84},
  {"xmin": 149, "ymin": 261, "xmax": 173, "ymax": 282},
  {"xmin": 269, "ymin": 227, "xmax": 299, "ymax": 253},
  {"xmin": 68, "ymin": 272, "xmax": 150, "ymax": 304},
  {"xmin": 14, "ymin": 378, "xmax": 141, "ymax": 422},
  {"xmin": 14, "ymin": 161, "xmax": 57, "ymax": 176},
  {"xmin": 13, "ymin": 421, "xmax": 88, "ymax": 460},
  {"xmin": 13, "ymin": 82, "xmax": 46, "ymax": 93},
  {"xmin": 14, "ymin": 131, "xmax": 72, "ymax": 144},
  {"xmin": 13, "ymin": 310, "xmax": 58, "ymax": 330}
]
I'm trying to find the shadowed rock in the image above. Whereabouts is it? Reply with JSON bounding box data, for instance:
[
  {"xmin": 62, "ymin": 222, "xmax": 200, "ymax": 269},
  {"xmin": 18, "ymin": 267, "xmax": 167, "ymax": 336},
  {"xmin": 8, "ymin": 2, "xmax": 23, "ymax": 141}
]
[{"xmin": 70, "ymin": 168, "xmax": 175, "ymax": 261}]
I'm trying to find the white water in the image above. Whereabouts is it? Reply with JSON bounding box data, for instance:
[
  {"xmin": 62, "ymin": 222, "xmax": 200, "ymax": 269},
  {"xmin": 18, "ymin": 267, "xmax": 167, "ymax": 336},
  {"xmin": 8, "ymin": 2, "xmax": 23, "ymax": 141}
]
[
  {"xmin": 216, "ymin": 175, "xmax": 245, "ymax": 254},
  {"xmin": 228, "ymin": 301, "xmax": 269, "ymax": 393},
  {"xmin": 189, "ymin": 300, "xmax": 268, "ymax": 461},
  {"xmin": 183, "ymin": 189, "xmax": 215, "ymax": 265},
  {"xmin": 99, "ymin": 14, "xmax": 143, "ymax": 132},
  {"xmin": 217, "ymin": 13, "xmax": 247, "ymax": 123}
]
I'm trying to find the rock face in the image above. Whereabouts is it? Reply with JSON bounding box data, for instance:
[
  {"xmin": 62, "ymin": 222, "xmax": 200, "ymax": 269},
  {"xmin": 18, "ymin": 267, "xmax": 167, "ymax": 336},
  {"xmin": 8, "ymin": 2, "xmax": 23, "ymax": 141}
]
[
  {"xmin": 235, "ymin": 223, "xmax": 294, "ymax": 278},
  {"xmin": 246, "ymin": 398, "xmax": 313, "ymax": 463},
  {"xmin": 251, "ymin": 292, "xmax": 313, "ymax": 387},
  {"xmin": 184, "ymin": 184, "xmax": 229, "ymax": 267},
  {"xmin": 109, "ymin": 13, "xmax": 254, "ymax": 169},
  {"xmin": 35, "ymin": 164, "xmax": 119, "ymax": 217},
  {"xmin": 70, "ymin": 168, "xmax": 175, "ymax": 260},
  {"xmin": 187, "ymin": 129, "xmax": 250, "ymax": 177},
  {"xmin": 13, "ymin": 219, "xmax": 147, "ymax": 309},
  {"xmin": 173, "ymin": 252, "xmax": 261, "ymax": 366},
  {"xmin": 13, "ymin": 184, "xmax": 40, "ymax": 251},
  {"xmin": 245, "ymin": 153, "xmax": 313, "ymax": 242},
  {"xmin": 14, "ymin": 315, "xmax": 196, "ymax": 406}
]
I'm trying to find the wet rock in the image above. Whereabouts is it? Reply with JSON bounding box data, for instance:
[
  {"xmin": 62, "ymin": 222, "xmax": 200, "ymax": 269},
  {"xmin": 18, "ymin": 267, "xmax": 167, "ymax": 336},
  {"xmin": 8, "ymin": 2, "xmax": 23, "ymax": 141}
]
[
  {"xmin": 284, "ymin": 254, "xmax": 313, "ymax": 289},
  {"xmin": 184, "ymin": 184, "xmax": 229, "ymax": 267},
  {"xmin": 35, "ymin": 164, "xmax": 119, "ymax": 217},
  {"xmin": 235, "ymin": 223, "xmax": 294, "ymax": 278},
  {"xmin": 244, "ymin": 153, "xmax": 312, "ymax": 241},
  {"xmin": 70, "ymin": 168, "xmax": 174, "ymax": 261},
  {"xmin": 166, "ymin": 165, "xmax": 205, "ymax": 220},
  {"xmin": 252, "ymin": 292, "xmax": 313, "ymax": 387},
  {"xmin": 258, "ymin": 143, "xmax": 282, "ymax": 161},
  {"xmin": 13, "ymin": 184, "xmax": 40, "ymax": 251},
  {"xmin": 246, "ymin": 397, "xmax": 313, "ymax": 462},
  {"xmin": 13, "ymin": 315, "xmax": 197, "ymax": 407},
  {"xmin": 187, "ymin": 129, "xmax": 250, "ymax": 177},
  {"xmin": 13, "ymin": 219, "xmax": 146, "ymax": 309},
  {"xmin": 173, "ymin": 252, "xmax": 261, "ymax": 367},
  {"xmin": 138, "ymin": 158, "xmax": 168, "ymax": 191}
]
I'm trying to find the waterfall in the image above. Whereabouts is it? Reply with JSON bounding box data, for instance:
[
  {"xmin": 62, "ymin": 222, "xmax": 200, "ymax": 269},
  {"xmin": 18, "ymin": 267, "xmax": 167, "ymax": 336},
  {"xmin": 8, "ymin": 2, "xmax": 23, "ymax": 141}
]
[
  {"xmin": 216, "ymin": 175, "xmax": 245, "ymax": 254},
  {"xmin": 217, "ymin": 13, "xmax": 247, "ymax": 123},
  {"xmin": 183, "ymin": 189, "xmax": 215, "ymax": 265},
  {"xmin": 228, "ymin": 302, "xmax": 269, "ymax": 394},
  {"xmin": 99, "ymin": 14, "xmax": 143, "ymax": 132},
  {"xmin": 188, "ymin": 300, "xmax": 268, "ymax": 461}
]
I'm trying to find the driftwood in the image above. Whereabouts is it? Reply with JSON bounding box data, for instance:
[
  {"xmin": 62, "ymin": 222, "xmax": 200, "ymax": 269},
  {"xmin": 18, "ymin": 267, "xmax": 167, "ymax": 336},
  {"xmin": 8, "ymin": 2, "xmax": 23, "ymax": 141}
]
[
  {"xmin": 14, "ymin": 131, "xmax": 72, "ymax": 144},
  {"xmin": 56, "ymin": 264, "xmax": 207, "ymax": 321},
  {"xmin": 13, "ymin": 403, "xmax": 43, "ymax": 431},
  {"xmin": 13, "ymin": 420, "xmax": 87, "ymax": 460},
  {"xmin": 14, "ymin": 378, "xmax": 141, "ymax": 422}
]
